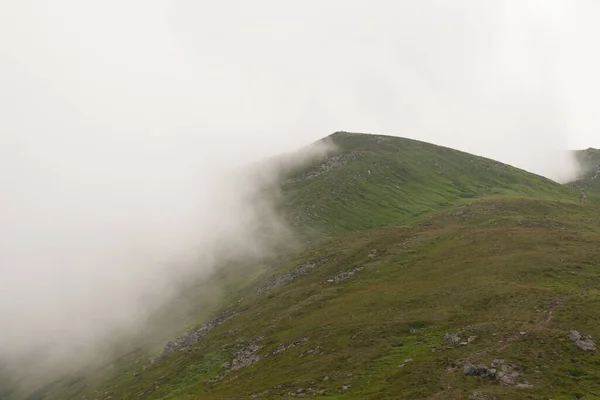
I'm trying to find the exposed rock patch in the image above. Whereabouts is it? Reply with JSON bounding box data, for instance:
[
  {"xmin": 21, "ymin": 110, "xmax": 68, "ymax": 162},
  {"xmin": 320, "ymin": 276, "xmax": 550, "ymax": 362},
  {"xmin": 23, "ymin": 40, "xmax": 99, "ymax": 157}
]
[
  {"xmin": 468, "ymin": 393, "xmax": 498, "ymax": 400},
  {"xmin": 463, "ymin": 359, "xmax": 529, "ymax": 387},
  {"xmin": 288, "ymin": 151, "xmax": 369, "ymax": 182},
  {"xmin": 272, "ymin": 338, "xmax": 308, "ymax": 355},
  {"xmin": 257, "ymin": 257, "xmax": 331, "ymax": 294},
  {"xmin": 231, "ymin": 344, "xmax": 262, "ymax": 371},
  {"xmin": 569, "ymin": 330, "xmax": 596, "ymax": 351},
  {"xmin": 444, "ymin": 332, "xmax": 462, "ymax": 345},
  {"xmin": 326, "ymin": 266, "xmax": 364, "ymax": 284},
  {"xmin": 149, "ymin": 307, "xmax": 239, "ymax": 365}
]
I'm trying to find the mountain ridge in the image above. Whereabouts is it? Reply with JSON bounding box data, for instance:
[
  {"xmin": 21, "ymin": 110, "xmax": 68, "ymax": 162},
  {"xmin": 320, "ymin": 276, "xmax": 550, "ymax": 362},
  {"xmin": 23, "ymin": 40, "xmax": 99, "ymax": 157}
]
[{"xmin": 6, "ymin": 132, "xmax": 600, "ymax": 400}]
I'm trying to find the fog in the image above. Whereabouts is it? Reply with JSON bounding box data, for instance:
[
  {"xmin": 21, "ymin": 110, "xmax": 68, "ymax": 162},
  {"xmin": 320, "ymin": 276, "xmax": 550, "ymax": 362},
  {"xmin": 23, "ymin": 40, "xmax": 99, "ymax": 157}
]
[{"xmin": 2, "ymin": 0, "xmax": 600, "ymax": 387}]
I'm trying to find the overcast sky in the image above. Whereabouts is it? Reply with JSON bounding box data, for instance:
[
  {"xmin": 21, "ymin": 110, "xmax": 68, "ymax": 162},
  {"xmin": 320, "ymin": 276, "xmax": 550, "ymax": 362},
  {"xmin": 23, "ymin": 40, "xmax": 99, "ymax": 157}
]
[{"xmin": 2, "ymin": 0, "xmax": 600, "ymax": 380}]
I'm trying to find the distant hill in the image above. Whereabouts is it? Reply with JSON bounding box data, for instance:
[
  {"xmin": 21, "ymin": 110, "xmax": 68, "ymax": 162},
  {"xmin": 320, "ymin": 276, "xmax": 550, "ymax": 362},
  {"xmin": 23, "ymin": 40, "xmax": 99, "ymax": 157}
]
[
  {"xmin": 570, "ymin": 147, "xmax": 600, "ymax": 197},
  {"xmin": 9, "ymin": 133, "xmax": 600, "ymax": 400}
]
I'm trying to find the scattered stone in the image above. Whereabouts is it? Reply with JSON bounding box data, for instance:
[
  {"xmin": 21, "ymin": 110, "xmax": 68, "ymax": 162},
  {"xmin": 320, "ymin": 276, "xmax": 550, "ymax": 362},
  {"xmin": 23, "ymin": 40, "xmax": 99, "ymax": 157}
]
[
  {"xmin": 272, "ymin": 338, "xmax": 308, "ymax": 355},
  {"xmin": 463, "ymin": 362, "xmax": 488, "ymax": 376},
  {"xmin": 444, "ymin": 332, "xmax": 462, "ymax": 344},
  {"xmin": 569, "ymin": 330, "xmax": 597, "ymax": 351},
  {"xmin": 257, "ymin": 257, "xmax": 331, "ymax": 294},
  {"xmin": 149, "ymin": 307, "xmax": 239, "ymax": 364},
  {"xmin": 341, "ymin": 385, "xmax": 350, "ymax": 391},
  {"xmin": 517, "ymin": 383, "xmax": 534, "ymax": 388},
  {"xmin": 468, "ymin": 336, "xmax": 477, "ymax": 343},
  {"xmin": 398, "ymin": 364, "xmax": 405, "ymax": 368},
  {"xmin": 132, "ymin": 372, "xmax": 139, "ymax": 377},
  {"xmin": 496, "ymin": 364, "xmax": 520, "ymax": 386},
  {"xmin": 404, "ymin": 358, "xmax": 413, "ymax": 363},
  {"xmin": 468, "ymin": 393, "xmax": 498, "ymax": 400},
  {"xmin": 368, "ymin": 250, "xmax": 378, "ymax": 259},
  {"xmin": 231, "ymin": 344, "xmax": 262, "ymax": 371},
  {"xmin": 287, "ymin": 151, "xmax": 369, "ymax": 182},
  {"xmin": 327, "ymin": 266, "xmax": 364, "ymax": 284},
  {"xmin": 491, "ymin": 359, "xmax": 504, "ymax": 367},
  {"xmin": 323, "ymin": 376, "xmax": 329, "ymax": 381}
]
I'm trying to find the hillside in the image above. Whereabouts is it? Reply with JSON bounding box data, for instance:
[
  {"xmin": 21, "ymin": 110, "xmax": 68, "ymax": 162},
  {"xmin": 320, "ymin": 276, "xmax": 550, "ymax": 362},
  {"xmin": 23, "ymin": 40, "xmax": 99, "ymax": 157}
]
[
  {"xmin": 570, "ymin": 148, "xmax": 600, "ymax": 197},
  {"xmin": 282, "ymin": 132, "xmax": 576, "ymax": 238},
  {"xmin": 7, "ymin": 133, "xmax": 600, "ymax": 400}
]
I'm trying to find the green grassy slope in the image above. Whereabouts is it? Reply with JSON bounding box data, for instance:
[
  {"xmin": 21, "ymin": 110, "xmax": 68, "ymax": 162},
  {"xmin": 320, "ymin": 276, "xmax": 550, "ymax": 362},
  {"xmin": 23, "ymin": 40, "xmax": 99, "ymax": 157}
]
[
  {"xmin": 282, "ymin": 132, "xmax": 576, "ymax": 238},
  {"xmin": 10, "ymin": 133, "xmax": 600, "ymax": 400},
  {"xmin": 42, "ymin": 197, "xmax": 600, "ymax": 400}
]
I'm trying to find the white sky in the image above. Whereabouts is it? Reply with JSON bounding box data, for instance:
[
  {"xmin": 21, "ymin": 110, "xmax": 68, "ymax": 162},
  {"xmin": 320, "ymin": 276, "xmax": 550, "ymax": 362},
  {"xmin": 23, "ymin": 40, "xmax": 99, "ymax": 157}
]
[
  {"xmin": 1, "ymin": 1, "xmax": 599, "ymax": 167},
  {"xmin": 2, "ymin": 0, "xmax": 600, "ymax": 379}
]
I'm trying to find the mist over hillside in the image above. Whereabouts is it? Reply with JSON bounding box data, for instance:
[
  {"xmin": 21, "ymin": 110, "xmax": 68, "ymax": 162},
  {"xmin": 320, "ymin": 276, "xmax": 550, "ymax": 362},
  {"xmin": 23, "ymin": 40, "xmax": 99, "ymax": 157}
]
[{"xmin": 3, "ymin": 1, "xmax": 600, "ymax": 399}]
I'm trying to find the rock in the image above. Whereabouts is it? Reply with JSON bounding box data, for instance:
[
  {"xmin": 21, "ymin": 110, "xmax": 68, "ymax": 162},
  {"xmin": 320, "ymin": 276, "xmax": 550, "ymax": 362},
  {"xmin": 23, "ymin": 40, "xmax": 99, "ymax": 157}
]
[
  {"xmin": 272, "ymin": 338, "xmax": 308, "ymax": 355},
  {"xmin": 498, "ymin": 374, "xmax": 516, "ymax": 385},
  {"xmin": 328, "ymin": 266, "xmax": 364, "ymax": 284},
  {"xmin": 490, "ymin": 359, "xmax": 504, "ymax": 367},
  {"xmin": 569, "ymin": 330, "xmax": 582, "ymax": 341},
  {"xmin": 569, "ymin": 330, "xmax": 597, "ymax": 351},
  {"xmin": 444, "ymin": 332, "xmax": 462, "ymax": 344},
  {"xmin": 496, "ymin": 365, "xmax": 520, "ymax": 386},
  {"xmin": 468, "ymin": 336, "xmax": 477, "ymax": 343},
  {"xmin": 517, "ymin": 383, "xmax": 533, "ymax": 388},
  {"xmin": 463, "ymin": 362, "xmax": 488, "ymax": 376},
  {"xmin": 468, "ymin": 393, "xmax": 498, "ymax": 400},
  {"xmin": 464, "ymin": 362, "xmax": 478, "ymax": 376},
  {"xmin": 231, "ymin": 344, "xmax": 262, "ymax": 371},
  {"xmin": 257, "ymin": 257, "xmax": 331, "ymax": 294},
  {"xmin": 149, "ymin": 306, "xmax": 240, "ymax": 364},
  {"xmin": 341, "ymin": 385, "xmax": 350, "ymax": 391},
  {"xmin": 404, "ymin": 358, "xmax": 413, "ymax": 363}
]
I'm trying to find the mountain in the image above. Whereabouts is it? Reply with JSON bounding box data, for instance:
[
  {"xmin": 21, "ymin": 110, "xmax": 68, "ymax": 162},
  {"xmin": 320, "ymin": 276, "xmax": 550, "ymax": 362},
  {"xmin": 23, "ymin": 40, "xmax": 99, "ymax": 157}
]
[
  {"xmin": 282, "ymin": 132, "xmax": 575, "ymax": 238},
  {"xmin": 570, "ymin": 148, "xmax": 600, "ymax": 197},
  {"xmin": 7, "ymin": 133, "xmax": 600, "ymax": 400}
]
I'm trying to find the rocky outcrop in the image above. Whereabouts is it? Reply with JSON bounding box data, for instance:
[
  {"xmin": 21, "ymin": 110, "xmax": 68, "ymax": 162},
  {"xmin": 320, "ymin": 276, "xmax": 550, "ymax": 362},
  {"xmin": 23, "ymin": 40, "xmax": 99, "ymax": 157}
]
[
  {"xmin": 444, "ymin": 332, "xmax": 462, "ymax": 345},
  {"xmin": 257, "ymin": 257, "xmax": 331, "ymax": 294},
  {"xmin": 326, "ymin": 266, "xmax": 364, "ymax": 284},
  {"xmin": 231, "ymin": 344, "xmax": 262, "ymax": 371},
  {"xmin": 468, "ymin": 393, "xmax": 498, "ymax": 400},
  {"xmin": 149, "ymin": 307, "xmax": 239, "ymax": 365},
  {"xmin": 463, "ymin": 359, "xmax": 530, "ymax": 387},
  {"xmin": 272, "ymin": 338, "xmax": 308, "ymax": 355},
  {"xmin": 569, "ymin": 330, "xmax": 597, "ymax": 351}
]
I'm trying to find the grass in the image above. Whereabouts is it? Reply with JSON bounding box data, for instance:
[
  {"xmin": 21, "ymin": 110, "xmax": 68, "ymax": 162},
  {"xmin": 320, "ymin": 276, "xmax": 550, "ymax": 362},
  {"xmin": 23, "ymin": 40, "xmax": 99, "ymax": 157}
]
[
  {"xmin": 282, "ymin": 132, "xmax": 577, "ymax": 238},
  {"xmin": 12, "ymin": 133, "xmax": 600, "ymax": 400},
  {"xmin": 36, "ymin": 197, "xmax": 600, "ymax": 400}
]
